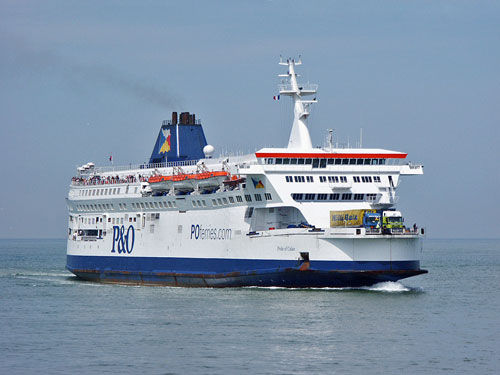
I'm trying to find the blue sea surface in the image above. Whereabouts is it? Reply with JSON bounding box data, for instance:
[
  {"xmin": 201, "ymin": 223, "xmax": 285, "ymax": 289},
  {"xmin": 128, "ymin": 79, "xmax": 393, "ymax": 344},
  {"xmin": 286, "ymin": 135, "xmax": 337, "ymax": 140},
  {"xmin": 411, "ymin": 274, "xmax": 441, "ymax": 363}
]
[{"xmin": 0, "ymin": 239, "xmax": 499, "ymax": 374}]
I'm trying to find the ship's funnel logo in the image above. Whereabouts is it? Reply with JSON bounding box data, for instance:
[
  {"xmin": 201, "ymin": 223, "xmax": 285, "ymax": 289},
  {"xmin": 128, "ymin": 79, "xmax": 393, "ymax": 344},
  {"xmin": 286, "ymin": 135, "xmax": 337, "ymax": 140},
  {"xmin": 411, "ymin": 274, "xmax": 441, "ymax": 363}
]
[
  {"xmin": 252, "ymin": 178, "xmax": 265, "ymax": 189},
  {"xmin": 159, "ymin": 128, "xmax": 171, "ymax": 154}
]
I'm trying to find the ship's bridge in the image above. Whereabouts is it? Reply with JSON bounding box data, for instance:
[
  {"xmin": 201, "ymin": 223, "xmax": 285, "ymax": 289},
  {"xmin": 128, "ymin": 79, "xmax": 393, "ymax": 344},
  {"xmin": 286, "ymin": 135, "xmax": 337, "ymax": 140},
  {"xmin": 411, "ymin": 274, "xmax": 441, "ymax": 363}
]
[{"xmin": 255, "ymin": 147, "xmax": 415, "ymax": 167}]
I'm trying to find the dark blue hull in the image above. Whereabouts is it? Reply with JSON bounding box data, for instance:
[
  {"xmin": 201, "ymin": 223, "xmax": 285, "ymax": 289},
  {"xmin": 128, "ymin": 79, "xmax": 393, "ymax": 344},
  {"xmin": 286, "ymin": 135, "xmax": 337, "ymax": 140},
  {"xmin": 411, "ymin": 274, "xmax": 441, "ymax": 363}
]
[{"xmin": 67, "ymin": 255, "xmax": 427, "ymax": 288}]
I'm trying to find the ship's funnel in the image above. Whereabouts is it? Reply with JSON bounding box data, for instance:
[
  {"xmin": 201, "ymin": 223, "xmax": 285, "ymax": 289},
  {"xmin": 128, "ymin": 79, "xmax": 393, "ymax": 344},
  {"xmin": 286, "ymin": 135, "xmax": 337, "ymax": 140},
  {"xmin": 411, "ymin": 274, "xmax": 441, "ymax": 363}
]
[{"xmin": 149, "ymin": 112, "xmax": 208, "ymax": 164}]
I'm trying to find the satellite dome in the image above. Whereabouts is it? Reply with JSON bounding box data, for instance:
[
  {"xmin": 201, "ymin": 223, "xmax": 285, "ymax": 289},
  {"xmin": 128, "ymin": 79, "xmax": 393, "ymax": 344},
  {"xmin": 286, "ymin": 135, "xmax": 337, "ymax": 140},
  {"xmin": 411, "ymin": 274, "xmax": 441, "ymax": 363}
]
[{"xmin": 203, "ymin": 145, "xmax": 215, "ymax": 158}]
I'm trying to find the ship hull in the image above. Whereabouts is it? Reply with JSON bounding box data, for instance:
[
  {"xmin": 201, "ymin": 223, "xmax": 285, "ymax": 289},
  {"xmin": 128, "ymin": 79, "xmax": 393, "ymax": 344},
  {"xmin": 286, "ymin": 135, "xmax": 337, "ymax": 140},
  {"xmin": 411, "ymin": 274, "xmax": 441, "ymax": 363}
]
[
  {"xmin": 66, "ymin": 255, "xmax": 427, "ymax": 288},
  {"xmin": 66, "ymin": 201, "xmax": 427, "ymax": 288}
]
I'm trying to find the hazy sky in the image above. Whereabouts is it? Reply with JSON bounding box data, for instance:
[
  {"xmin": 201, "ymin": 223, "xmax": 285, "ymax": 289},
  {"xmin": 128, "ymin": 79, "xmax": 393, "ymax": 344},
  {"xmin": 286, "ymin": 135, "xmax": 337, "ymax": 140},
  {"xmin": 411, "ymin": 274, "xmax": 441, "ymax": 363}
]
[{"xmin": 1, "ymin": 0, "xmax": 499, "ymax": 239}]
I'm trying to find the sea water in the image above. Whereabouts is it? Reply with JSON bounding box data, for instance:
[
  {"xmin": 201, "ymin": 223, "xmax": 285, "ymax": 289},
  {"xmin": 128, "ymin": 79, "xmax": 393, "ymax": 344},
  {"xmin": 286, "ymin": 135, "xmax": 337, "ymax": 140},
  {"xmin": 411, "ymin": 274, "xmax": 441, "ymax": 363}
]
[{"xmin": 0, "ymin": 239, "xmax": 498, "ymax": 374}]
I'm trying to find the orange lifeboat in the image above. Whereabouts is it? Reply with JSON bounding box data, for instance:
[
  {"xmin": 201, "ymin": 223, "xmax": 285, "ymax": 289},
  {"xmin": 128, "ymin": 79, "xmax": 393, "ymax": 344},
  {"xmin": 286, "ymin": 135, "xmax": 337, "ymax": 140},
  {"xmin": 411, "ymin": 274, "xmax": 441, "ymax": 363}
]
[{"xmin": 148, "ymin": 170, "xmax": 230, "ymax": 192}]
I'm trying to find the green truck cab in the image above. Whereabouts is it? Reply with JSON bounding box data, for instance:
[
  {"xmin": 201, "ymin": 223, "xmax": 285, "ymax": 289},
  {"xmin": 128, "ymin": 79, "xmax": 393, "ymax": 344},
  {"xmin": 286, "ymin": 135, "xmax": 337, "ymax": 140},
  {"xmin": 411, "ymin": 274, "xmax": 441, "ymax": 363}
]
[{"xmin": 382, "ymin": 210, "xmax": 404, "ymax": 234}]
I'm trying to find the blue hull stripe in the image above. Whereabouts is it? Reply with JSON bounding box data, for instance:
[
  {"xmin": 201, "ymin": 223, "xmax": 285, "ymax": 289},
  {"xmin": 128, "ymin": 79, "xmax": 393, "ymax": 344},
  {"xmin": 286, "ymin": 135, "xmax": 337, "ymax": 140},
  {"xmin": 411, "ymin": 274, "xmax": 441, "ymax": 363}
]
[{"xmin": 67, "ymin": 255, "xmax": 420, "ymax": 274}]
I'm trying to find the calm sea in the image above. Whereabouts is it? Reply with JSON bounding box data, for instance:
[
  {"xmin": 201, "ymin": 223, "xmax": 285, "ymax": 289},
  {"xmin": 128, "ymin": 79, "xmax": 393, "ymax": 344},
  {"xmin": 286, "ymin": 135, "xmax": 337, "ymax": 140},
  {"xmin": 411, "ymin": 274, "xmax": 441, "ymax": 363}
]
[{"xmin": 0, "ymin": 239, "xmax": 499, "ymax": 374}]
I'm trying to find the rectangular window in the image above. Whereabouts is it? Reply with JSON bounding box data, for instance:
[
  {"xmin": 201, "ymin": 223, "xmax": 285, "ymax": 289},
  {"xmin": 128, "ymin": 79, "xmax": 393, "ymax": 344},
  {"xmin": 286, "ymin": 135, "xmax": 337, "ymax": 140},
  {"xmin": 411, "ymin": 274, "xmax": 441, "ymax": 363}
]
[
  {"xmin": 254, "ymin": 194, "xmax": 262, "ymax": 201},
  {"xmin": 286, "ymin": 176, "xmax": 292, "ymax": 182},
  {"xmin": 342, "ymin": 193, "xmax": 352, "ymax": 200},
  {"xmin": 290, "ymin": 158, "xmax": 297, "ymax": 165},
  {"xmin": 294, "ymin": 176, "xmax": 299, "ymax": 182},
  {"xmin": 297, "ymin": 158, "xmax": 305, "ymax": 165},
  {"xmin": 328, "ymin": 159, "xmax": 335, "ymax": 165},
  {"xmin": 349, "ymin": 159, "xmax": 356, "ymax": 165},
  {"xmin": 357, "ymin": 159, "xmax": 364, "ymax": 165},
  {"xmin": 342, "ymin": 159, "xmax": 349, "ymax": 165},
  {"xmin": 366, "ymin": 193, "xmax": 377, "ymax": 201},
  {"xmin": 354, "ymin": 176, "xmax": 360, "ymax": 183},
  {"xmin": 245, "ymin": 194, "xmax": 252, "ymax": 202},
  {"xmin": 320, "ymin": 159, "xmax": 327, "ymax": 168},
  {"xmin": 319, "ymin": 176, "xmax": 326, "ymax": 183},
  {"xmin": 283, "ymin": 158, "xmax": 290, "ymax": 165},
  {"xmin": 229, "ymin": 196, "xmax": 235, "ymax": 203},
  {"xmin": 340, "ymin": 176, "xmax": 347, "ymax": 183},
  {"xmin": 192, "ymin": 201, "xmax": 197, "ymax": 207},
  {"xmin": 292, "ymin": 193, "xmax": 303, "ymax": 201},
  {"xmin": 305, "ymin": 158, "xmax": 312, "ymax": 165},
  {"xmin": 317, "ymin": 193, "xmax": 327, "ymax": 200},
  {"xmin": 275, "ymin": 158, "xmax": 283, "ymax": 164},
  {"xmin": 217, "ymin": 198, "xmax": 223, "ymax": 205},
  {"xmin": 212, "ymin": 199, "xmax": 217, "ymax": 206},
  {"xmin": 354, "ymin": 194, "xmax": 364, "ymax": 200},
  {"xmin": 244, "ymin": 207, "xmax": 254, "ymax": 218},
  {"xmin": 305, "ymin": 193, "xmax": 315, "ymax": 200},
  {"xmin": 364, "ymin": 159, "xmax": 371, "ymax": 165},
  {"xmin": 312, "ymin": 159, "xmax": 319, "ymax": 168},
  {"xmin": 236, "ymin": 196, "xmax": 243, "ymax": 203},
  {"xmin": 329, "ymin": 193, "xmax": 340, "ymax": 200},
  {"xmin": 222, "ymin": 198, "xmax": 228, "ymax": 205},
  {"xmin": 306, "ymin": 176, "xmax": 314, "ymax": 183},
  {"xmin": 265, "ymin": 193, "xmax": 272, "ymax": 200}
]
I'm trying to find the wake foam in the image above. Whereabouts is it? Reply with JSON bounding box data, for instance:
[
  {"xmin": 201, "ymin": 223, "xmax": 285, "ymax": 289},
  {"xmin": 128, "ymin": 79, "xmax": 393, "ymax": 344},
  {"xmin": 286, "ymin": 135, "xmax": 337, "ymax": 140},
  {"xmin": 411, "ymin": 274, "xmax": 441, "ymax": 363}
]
[
  {"xmin": 243, "ymin": 281, "xmax": 420, "ymax": 292},
  {"xmin": 361, "ymin": 281, "xmax": 411, "ymax": 292}
]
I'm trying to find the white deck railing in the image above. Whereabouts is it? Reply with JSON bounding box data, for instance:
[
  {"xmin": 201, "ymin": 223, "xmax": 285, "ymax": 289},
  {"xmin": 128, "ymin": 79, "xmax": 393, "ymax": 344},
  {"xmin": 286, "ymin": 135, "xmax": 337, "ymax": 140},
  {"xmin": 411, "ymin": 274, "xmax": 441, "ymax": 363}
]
[{"xmin": 80, "ymin": 159, "xmax": 199, "ymax": 176}]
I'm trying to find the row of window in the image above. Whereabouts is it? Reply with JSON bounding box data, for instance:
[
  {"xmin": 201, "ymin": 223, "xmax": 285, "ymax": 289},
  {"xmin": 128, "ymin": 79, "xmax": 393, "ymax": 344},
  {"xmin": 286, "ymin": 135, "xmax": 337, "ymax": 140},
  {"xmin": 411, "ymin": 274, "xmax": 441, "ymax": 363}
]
[
  {"xmin": 353, "ymin": 176, "xmax": 382, "ymax": 183},
  {"xmin": 318, "ymin": 176, "xmax": 348, "ymax": 183},
  {"xmin": 266, "ymin": 158, "xmax": 391, "ymax": 167},
  {"xmin": 291, "ymin": 193, "xmax": 378, "ymax": 202},
  {"xmin": 286, "ymin": 175, "xmax": 383, "ymax": 184},
  {"xmin": 285, "ymin": 175, "xmax": 315, "ymax": 183},
  {"xmin": 76, "ymin": 200, "xmax": 177, "ymax": 212},
  {"xmin": 132, "ymin": 201, "xmax": 177, "ymax": 209},
  {"xmin": 79, "ymin": 186, "xmax": 139, "ymax": 197},
  {"xmin": 75, "ymin": 216, "xmax": 140, "ymax": 230},
  {"xmin": 212, "ymin": 193, "xmax": 272, "ymax": 207},
  {"xmin": 76, "ymin": 192, "xmax": 274, "ymax": 212},
  {"xmin": 77, "ymin": 203, "xmax": 115, "ymax": 212}
]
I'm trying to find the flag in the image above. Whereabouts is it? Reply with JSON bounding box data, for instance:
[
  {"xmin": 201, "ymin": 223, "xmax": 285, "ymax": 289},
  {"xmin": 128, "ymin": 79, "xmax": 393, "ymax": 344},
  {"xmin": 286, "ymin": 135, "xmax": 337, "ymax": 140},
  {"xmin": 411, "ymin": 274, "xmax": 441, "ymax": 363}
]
[
  {"xmin": 273, "ymin": 95, "xmax": 280, "ymax": 100},
  {"xmin": 109, "ymin": 154, "xmax": 113, "ymax": 162}
]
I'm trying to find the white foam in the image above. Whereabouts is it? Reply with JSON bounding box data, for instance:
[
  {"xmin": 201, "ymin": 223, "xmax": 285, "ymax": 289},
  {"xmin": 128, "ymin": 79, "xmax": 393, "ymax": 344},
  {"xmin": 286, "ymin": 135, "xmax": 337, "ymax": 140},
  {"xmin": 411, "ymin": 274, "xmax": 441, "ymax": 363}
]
[{"xmin": 362, "ymin": 281, "xmax": 411, "ymax": 292}]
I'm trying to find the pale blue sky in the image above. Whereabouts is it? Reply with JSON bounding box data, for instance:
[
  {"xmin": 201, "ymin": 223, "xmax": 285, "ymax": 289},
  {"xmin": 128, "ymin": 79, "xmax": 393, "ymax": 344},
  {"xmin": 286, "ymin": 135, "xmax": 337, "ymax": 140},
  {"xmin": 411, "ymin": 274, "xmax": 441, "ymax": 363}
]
[{"xmin": 1, "ymin": 0, "xmax": 499, "ymax": 238}]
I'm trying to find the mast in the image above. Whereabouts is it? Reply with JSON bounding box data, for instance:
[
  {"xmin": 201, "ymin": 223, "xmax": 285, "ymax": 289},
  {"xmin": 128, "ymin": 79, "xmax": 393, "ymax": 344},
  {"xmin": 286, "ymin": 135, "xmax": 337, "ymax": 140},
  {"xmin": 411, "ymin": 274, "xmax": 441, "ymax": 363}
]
[{"xmin": 278, "ymin": 56, "xmax": 318, "ymax": 150}]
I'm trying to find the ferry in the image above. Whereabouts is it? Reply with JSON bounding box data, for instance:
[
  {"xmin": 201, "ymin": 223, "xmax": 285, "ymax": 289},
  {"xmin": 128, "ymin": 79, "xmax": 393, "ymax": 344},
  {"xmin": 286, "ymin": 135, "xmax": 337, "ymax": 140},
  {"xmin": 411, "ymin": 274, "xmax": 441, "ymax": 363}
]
[{"xmin": 66, "ymin": 57, "xmax": 427, "ymax": 287}]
